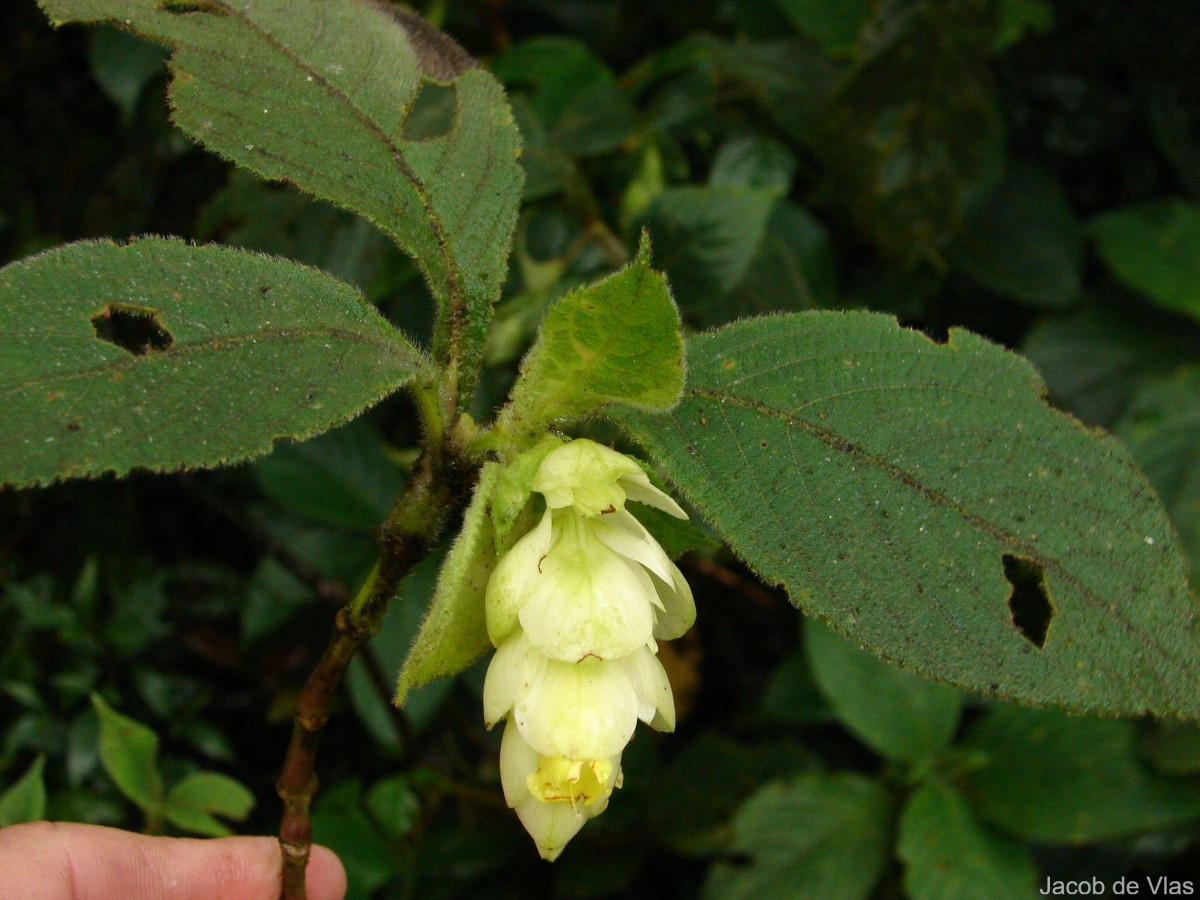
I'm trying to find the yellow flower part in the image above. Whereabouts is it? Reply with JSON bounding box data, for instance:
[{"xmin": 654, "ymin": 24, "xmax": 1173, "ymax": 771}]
[{"xmin": 483, "ymin": 439, "xmax": 695, "ymax": 860}]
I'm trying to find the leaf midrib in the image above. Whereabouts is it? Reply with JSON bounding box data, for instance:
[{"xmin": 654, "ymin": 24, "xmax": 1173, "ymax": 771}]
[
  {"xmin": 174, "ymin": 1, "xmax": 466, "ymax": 328},
  {"xmin": 1, "ymin": 324, "xmax": 420, "ymax": 399},
  {"xmin": 684, "ymin": 387, "xmax": 1182, "ymax": 667}
]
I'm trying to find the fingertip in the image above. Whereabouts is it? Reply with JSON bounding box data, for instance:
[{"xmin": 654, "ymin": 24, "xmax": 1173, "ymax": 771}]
[{"xmin": 306, "ymin": 844, "xmax": 348, "ymax": 900}]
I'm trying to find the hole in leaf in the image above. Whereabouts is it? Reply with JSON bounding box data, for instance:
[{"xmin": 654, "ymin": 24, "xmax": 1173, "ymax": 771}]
[
  {"xmin": 402, "ymin": 81, "xmax": 457, "ymax": 140},
  {"xmin": 91, "ymin": 304, "xmax": 174, "ymax": 356},
  {"xmin": 1003, "ymin": 553, "xmax": 1053, "ymax": 649}
]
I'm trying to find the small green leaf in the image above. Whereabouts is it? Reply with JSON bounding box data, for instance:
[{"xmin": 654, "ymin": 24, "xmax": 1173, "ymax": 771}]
[
  {"xmin": 1114, "ymin": 365, "xmax": 1200, "ymax": 595},
  {"xmin": 772, "ymin": 0, "xmax": 869, "ymax": 54},
  {"xmin": 1021, "ymin": 297, "xmax": 1200, "ymax": 427},
  {"xmin": 39, "ymin": 0, "xmax": 523, "ymax": 403},
  {"xmin": 255, "ymin": 421, "xmax": 405, "ymax": 529},
  {"xmin": 653, "ymin": 735, "xmax": 815, "ymax": 853},
  {"xmin": 898, "ymin": 780, "xmax": 1039, "ymax": 900},
  {"xmin": 395, "ymin": 464, "xmax": 501, "ymax": 704},
  {"xmin": 91, "ymin": 693, "xmax": 164, "ymax": 813},
  {"xmin": 365, "ymin": 774, "xmax": 420, "ymax": 839},
  {"xmin": 0, "ymin": 755, "xmax": 48, "ymax": 826},
  {"xmin": 613, "ymin": 313, "xmax": 1200, "ymax": 717},
  {"xmin": 703, "ymin": 772, "xmax": 893, "ymax": 900},
  {"xmin": 347, "ymin": 555, "xmax": 453, "ymax": 752},
  {"xmin": 639, "ymin": 188, "xmax": 836, "ymax": 328},
  {"xmin": 804, "ymin": 0, "xmax": 1003, "ymax": 258},
  {"xmin": 164, "ymin": 771, "xmax": 255, "ymax": 837},
  {"xmin": 0, "ymin": 238, "xmax": 426, "ymax": 487},
  {"xmin": 805, "ymin": 618, "xmax": 962, "ymax": 765},
  {"xmin": 493, "ymin": 37, "xmax": 635, "ymax": 157},
  {"xmin": 994, "ymin": 0, "xmax": 1054, "ymax": 52},
  {"xmin": 963, "ymin": 706, "xmax": 1200, "ymax": 844},
  {"xmin": 1090, "ymin": 199, "xmax": 1200, "ymax": 320},
  {"xmin": 1142, "ymin": 721, "xmax": 1200, "ymax": 777},
  {"xmin": 498, "ymin": 236, "xmax": 684, "ymax": 443},
  {"xmin": 88, "ymin": 26, "xmax": 167, "ymax": 122},
  {"xmin": 710, "ymin": 134, "xmax": 797, "ymax": 196},
  {"xmin": 311, "ymin": 779, "xmax": 396, "ymax": 899},
  {"xmin": 948, "ymin": 161, "xmax": 1083, "ymax": 308},
  {"xmin": 240, "ymin": 558, "xmax": 312, "ymax": 645}
]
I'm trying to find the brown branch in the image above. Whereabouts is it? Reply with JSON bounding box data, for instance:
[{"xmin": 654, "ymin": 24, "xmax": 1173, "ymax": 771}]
[{"xmin": 275, "ymin": 448, "xmax": 463, "ymax": 899}]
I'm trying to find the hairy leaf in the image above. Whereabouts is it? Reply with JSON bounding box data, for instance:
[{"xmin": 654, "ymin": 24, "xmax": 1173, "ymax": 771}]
[
  {"xmin": 499, "ymin": 236, "xmax": 684, "ymax": 443},
  {"xmin": 39, "ymin": 0, "xmax": 523, "ymax": 401},
  {"xmin": 613, "ymin": 312, "xmax": 1200, "ymax": 717},
  {"xmin": 0, "ymin": 238, "xmax": 424, "ymax": 486},
  {"xmin": 395, "ymin": 463, "xmax": 500, "ymax": 704}
]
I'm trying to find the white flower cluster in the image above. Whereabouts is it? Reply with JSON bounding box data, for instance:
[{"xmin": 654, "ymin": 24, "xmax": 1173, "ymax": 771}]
[{"xmin": 483, "ymin": 439, "xmax": 695, "ymax": 860}]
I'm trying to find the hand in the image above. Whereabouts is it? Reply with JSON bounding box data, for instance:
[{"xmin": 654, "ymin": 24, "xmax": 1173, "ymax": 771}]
[{"xmin": 0, "ymin": 822, "xmax": 346, "ymax": 900}]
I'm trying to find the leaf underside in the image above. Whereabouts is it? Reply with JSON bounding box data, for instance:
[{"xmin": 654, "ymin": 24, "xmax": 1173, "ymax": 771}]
[
  {"xmin": 39, "ymin": 0, "xmax": 523, "ymax": 399},
  {"xmin": 613, "ymin": 312, "xmax": 1200, "ymax": 718},
  {"xmin": 0, "ymin": 238, "xmax": 424, "ymax": 486}
]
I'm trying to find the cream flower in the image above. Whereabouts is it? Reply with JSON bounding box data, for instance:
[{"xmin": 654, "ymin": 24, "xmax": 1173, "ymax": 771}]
[{"xmin": 483, "ymin": 438, "xmax": 694, "ymax": 859}]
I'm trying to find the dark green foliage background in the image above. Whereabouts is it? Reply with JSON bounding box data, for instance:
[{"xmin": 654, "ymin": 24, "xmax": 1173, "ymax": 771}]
[{"xmin": 3, "ymin": 1, "xmax": 1200, "ymax": 897}]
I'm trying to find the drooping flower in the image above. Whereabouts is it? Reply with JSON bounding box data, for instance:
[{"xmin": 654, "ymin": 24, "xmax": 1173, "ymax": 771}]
[{"xmin": 483, "ymin": 438, "xmax": 694, "ymax": 859}]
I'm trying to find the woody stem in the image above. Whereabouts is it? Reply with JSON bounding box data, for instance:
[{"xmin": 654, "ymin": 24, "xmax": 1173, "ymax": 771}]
[{"xmin": 276, "ymin": 447, "xmax": 456, "ymax": 899}]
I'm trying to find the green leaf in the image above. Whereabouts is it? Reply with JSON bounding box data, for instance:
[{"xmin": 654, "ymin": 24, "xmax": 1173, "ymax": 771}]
[
  {"xmin": 255, "ymin": 421, "xmax": 405, "ymax": 529},
  {"xmin": 805, "ymin": 0, "xmax": 1003, "ymax": 258},
  {"xmin": 164, "ymin": 771, "xmax": 255, "ymax": 837},
  {"xmin": 636, "ymin": 188, "xmax": 836, "ymax": 328},
  {"xmin": 364, "ymin": 774, "xmax": 420, "ymax": 839},
  {"xmin": 612, "ymin": 313, "xmax": 1200, "ymax": 717},
  {"xmin": 653, "ymin": 735, "xmax": 815, "ymax": 853},
  {"xmin": 1114, "ymin": 365, "xmax": 1200, "ymax": 587},
  {"xmin": 88, "ymin": 26, "xmax": 167, "ymax": 122},
  {"xmin": 347, "ymin": 555, "xmax": 453, "ymax": 752},
  {"xmin": 994, "ymin": 0, "xmax": 1054, "ymax": 52},
  {"xmin": 1090, "ymin": 199, "xmax": 1200, "ymax": 320},
  {"xmin": 962, "ymin": 706, "xmax": 1200, "ymax": 844},
  {"xmin": 898, "ymin": 780, "xmax": 1039, "ymax": 900},
  {"xmin": 805, "ymin": 618, "xmax": 962, "ymax": 766},
  {"xmin": 39, "ymin": 0, "xmax": 523, "ymax": 401},
  {"xmin": 703, "ymin": 772, "xmax": 893, "ymax": 900},
  {"xmin": 709, "ymin": 134, "xmax": 797, "ymax": 196},
  {"xmin": 0, "ymin": 755, "xmax": 47, "ymax": 826},
  {"xmin": 498, "ymin": 236, "xmax": 684, "ymax": 443},
  {"xmin": 772, "ymin": 0, "xmax": 869, "ymax": 55},
  {"xmin": 493, "ymin": 37, "xmax": 635, "ymax": 157},
  {"xmin": 1142, "ymin": 721, "xmax": 1200, "ymax": 777},
  {"xmin": 91, "ymin": 693, "xmax": 164, "ymax": 813},
  {"xmin": 1020, "ymin": 296, "xmax": 1200, "ymax": 427},
  {"xmin": 947, "ymin": 161, "xmax": 1083, "ymax": 308},
  {"xmin": 240, "ymin": 558, "xmax": 312, "ymax": 645},
  {"xmin": 0, "ymin": 237, "xmax": 424, "ymax": 487},
  {"xmin": 311, "ymin": 779, "xmax": 396, "ymax": 900},
  {"xmin": 395, "ymin": 464, "xmax": 500, "ymax": 704},
  {"xmin": 196, "ymin": 170, "xmax": 421, "ymax": 312}
]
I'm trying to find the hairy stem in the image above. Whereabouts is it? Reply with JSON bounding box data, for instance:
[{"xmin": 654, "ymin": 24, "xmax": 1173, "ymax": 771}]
[{"xmin": 276, "ymin": 449, "xmax": 458, "ymax": 899}]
